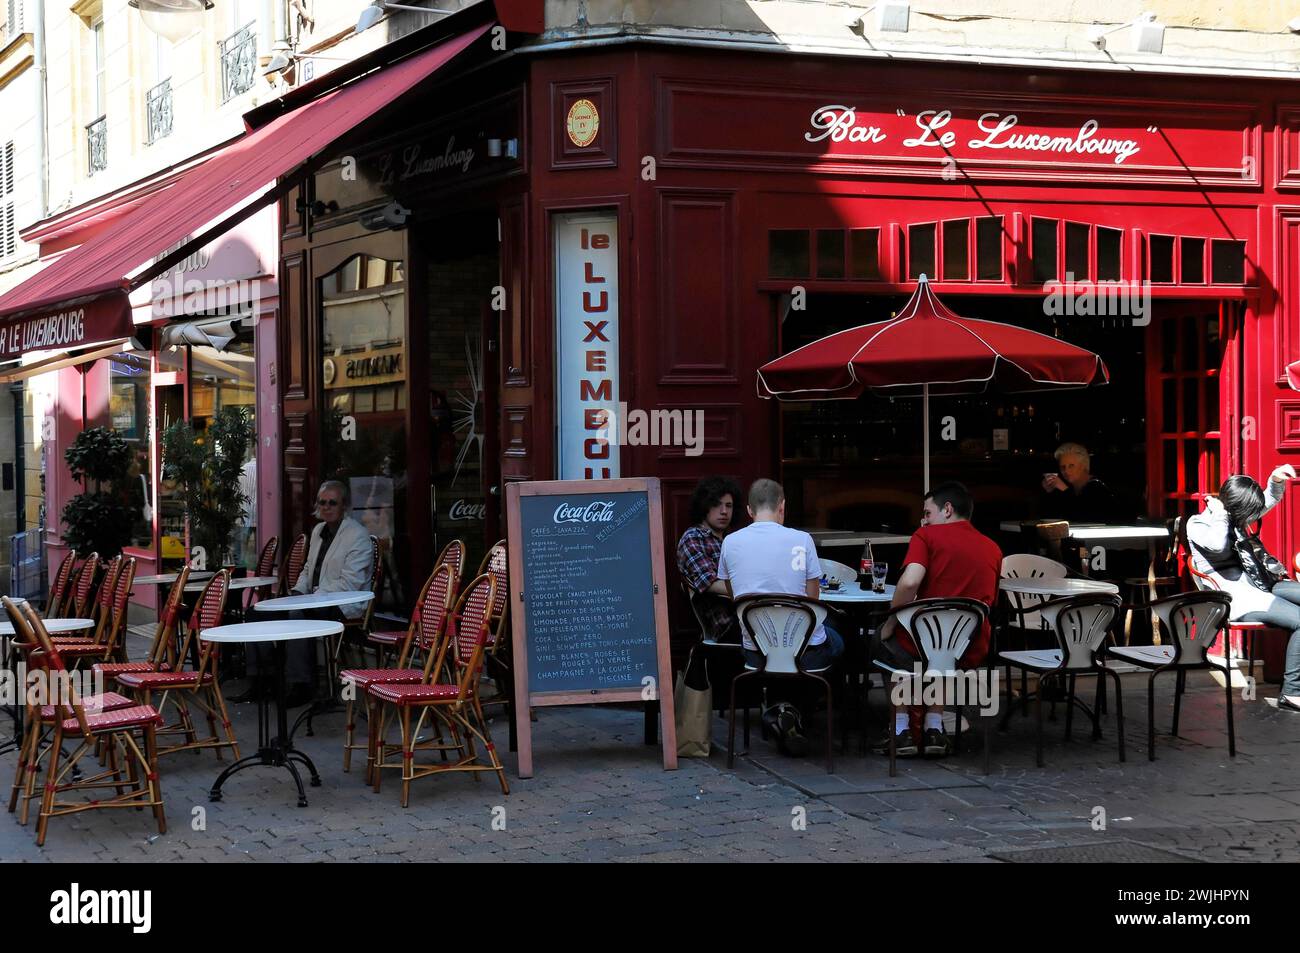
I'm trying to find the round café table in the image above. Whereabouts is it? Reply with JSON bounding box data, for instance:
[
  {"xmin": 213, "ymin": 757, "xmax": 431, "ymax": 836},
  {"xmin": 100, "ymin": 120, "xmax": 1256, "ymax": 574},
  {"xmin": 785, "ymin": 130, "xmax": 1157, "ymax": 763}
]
[
  {"xmin": 254, "ymin": 591, "xmax": 376, "ymax": 736},
  {"xmin": 201, "ymin": 619, "xmax": 343, "ymax": 807},
  {"xmin": 999, "ymin": 577, "xmax": 1119, "ymax": 597},
  {"xmin": 0, "ymin": 616, "xmax": 94, "ymax": 637},
  {"xmin": 134, "ymin": 570, "xmax": 215, "ymax": 587},
  {"xmin": 820, "ymin": 582, "xmax": 895, "ymax": 604},
  {"xmin": 186, "ymin": 574, "xmax": 279, "ymax": 594}
]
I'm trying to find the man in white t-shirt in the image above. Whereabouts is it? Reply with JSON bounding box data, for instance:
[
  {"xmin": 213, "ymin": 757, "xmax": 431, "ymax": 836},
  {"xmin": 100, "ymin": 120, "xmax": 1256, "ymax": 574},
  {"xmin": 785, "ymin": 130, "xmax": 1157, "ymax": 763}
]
[{"xmin": 717, "ymin": 480, "xmax": 844, "ymax": 752}]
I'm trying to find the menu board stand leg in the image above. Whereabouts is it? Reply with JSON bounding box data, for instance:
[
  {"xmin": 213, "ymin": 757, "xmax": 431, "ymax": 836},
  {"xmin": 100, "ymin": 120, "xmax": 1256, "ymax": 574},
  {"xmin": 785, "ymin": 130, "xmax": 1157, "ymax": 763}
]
[{"xmin": 643, "ymin": 701, "xmax": 657, "ymax": 745}]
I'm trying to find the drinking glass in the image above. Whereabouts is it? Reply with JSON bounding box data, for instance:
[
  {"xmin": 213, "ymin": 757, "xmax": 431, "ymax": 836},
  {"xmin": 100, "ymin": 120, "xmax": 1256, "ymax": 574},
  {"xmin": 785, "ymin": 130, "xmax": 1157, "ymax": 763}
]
[{"xmin": 872, "ymin": 561, "xmax": 888, "ymax": 593}]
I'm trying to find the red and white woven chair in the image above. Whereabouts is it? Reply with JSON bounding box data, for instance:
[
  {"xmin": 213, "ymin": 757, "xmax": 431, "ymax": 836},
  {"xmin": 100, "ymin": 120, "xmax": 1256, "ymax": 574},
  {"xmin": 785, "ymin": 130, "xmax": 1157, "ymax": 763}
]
[
  {"xmin": 45, "ymin": 550, "xmax": 78, "ymax": 619},
  {"xmin": 93, "ymin": 566, "xmax": 190, "ymax": 681},
  {"xmin": 367, "ymin": 538, "xmax": 464, "ymax": 667},
  {"xmin": 3, "ymin": 597, "xmax": 165, "ymax": 846},
  {"xmin": 368, "ymin": 573, "xmax": 509, "ymax": 807},
  {"xmin": 47, "ymin": 558, "xmax": 135, "ymax": 668},
  {"xmin": 339, "ymin": 563, "xmax": 454, "ymax": 779},
  {"xmin": 277, "ymin": 534, "xmax": 308, "ymax": 598},
  {"xmin": 66, "ymin": 552, "xmax": 102, "ymax": 625},
  {"xmin": 112, "ymin": 571, "xmax": 239, "ymax": 760}
]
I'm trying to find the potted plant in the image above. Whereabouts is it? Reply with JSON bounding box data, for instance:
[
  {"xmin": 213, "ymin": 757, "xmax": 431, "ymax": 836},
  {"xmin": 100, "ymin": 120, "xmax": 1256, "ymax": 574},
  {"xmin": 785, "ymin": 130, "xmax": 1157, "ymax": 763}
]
[
  {"xmin": 61, "ymin": 426, "xmax": 135, "ymax": 558},
  {"xmin": 161, "ymin": 407, "xmax": 255, "ymax": 570}
]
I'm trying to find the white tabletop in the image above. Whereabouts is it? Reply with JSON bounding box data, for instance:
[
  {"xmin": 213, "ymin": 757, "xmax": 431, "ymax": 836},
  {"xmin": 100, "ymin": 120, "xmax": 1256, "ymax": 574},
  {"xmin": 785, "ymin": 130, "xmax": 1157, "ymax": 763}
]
[
  {"xmin": 135, "ymin": 570, "xmax": 216, "ymax": 586},
  {"xmin": 201, "ymin": 619, "xmax": 343, "ymax": 644},
  {"xmin": 998, "ymin": 522, "xmax": 1168, "ymax": 541},
  {"xmin": 187, "ymin": 575, "xmax": 278, "ymax": 593},
  {"xmin": 804, "ymin": 530, "xmax": 913, "ymax": 547},
  {"xmin": 254, "ymin": 591, "xmax": 374, "ymax": 613},
  {"xmin": 0, "ymin": 617, "xmax": 94, "ymax": 636},
  {"xmin": 999, "ymin": 577, "xmax": 1119, "ymax": 597},
  {"xmin": 820, "ymin": 582, "xmax": 896, "ymax": 604}
]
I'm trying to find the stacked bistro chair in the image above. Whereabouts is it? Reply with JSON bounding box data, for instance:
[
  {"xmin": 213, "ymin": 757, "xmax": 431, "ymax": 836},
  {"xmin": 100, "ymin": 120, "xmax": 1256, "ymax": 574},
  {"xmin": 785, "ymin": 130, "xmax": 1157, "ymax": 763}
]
[
  {"xmin": 3, "ymin": 597, "xmax": 165, "ymax": 846},
  {"xmin": 45, "ymin": 557, "xmax": 136, "ymax": 669},
  {"xmin": 1107, "ymin": 589, "xmax": 1237, "ymax": 760},
  {"xmin": 277, "ymin": 533, "xmax": 308, "ymax": 597},
  {"xmin": 111, "ymin": 570, "xmax": 239, "ymax": 760},
  {"xmin": 475, "ymin": 542, "xmax": 512, "ymax": 717},
  {"xmin": 338, "ymin": 563, "xmax": 455, "ymax": 780},
  {"xmin": 92, "ymin": 567, "xmax": 190, "ymax": 682},
  {"xmin": 368, "ymin": 573, "xmax": 509, "ymax": 807},
  {"xmin": 67, "ymin": 552, "xmax": 102, "ymax": 622},
  {"xmin": 729, "ymin": 594, "xmax": 837, "ymax": 774},
  {"xmin": 45, "ymin": 550, "xmax": 79, "ymax": 619},
  {"xmin": 998, "ymin": 592, "xmax": 1125, "ymax": 766},
  {"xmin": 368, "ymin": 539, "xmax": 465, "ymax": 667},
  {"xmin": 874, "ymin": 597, "xmax": 991, "ymax": 777},
  {"xmin": 240, "ymin": 536, "xmax": 279, "ymax": 617}
]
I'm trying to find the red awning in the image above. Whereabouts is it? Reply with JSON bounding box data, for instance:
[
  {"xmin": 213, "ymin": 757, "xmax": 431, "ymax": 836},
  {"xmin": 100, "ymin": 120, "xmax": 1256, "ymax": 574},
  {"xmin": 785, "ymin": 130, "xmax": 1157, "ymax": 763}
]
[{"xmin": 0, "ymin": 23, "xmax": 488, "ymax": 358}]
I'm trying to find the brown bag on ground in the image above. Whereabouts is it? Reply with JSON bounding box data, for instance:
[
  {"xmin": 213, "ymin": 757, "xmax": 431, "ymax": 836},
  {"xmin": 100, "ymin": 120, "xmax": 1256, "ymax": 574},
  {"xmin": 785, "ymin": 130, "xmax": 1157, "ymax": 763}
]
[{"xmin": 674, "ymin": 651, "xmax": 712, "ymax": 758}]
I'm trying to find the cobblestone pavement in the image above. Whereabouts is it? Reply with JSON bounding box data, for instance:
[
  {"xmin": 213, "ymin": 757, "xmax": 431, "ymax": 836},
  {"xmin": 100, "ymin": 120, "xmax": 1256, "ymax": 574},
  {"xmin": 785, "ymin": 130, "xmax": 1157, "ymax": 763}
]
[{"xmin": 2, "ymin": 649, "xmax": 1297, "ymax": 861}]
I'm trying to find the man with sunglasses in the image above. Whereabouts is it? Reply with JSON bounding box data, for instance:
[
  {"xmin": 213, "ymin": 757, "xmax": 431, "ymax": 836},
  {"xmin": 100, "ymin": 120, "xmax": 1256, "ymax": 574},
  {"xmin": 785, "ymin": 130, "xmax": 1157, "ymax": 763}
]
[{"xmin": 243, "ymin": 480, "xmax": 373, "ymax": 706}]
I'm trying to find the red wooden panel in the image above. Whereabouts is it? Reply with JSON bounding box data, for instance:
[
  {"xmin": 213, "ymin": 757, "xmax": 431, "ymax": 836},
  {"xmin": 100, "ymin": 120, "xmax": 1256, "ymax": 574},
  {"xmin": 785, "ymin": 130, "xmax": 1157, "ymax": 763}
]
[{"xmin": 657, "ymin": 191, "xmax": 736, "ymax": 383}]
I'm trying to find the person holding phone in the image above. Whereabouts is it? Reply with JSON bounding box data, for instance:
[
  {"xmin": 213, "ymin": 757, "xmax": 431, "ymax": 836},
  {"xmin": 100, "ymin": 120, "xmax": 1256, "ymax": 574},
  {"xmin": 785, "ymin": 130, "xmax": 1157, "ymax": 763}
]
[
  {"xmin": 1040, "ymin": 441, "xmax": 1123, "ymax": 524},
  {"xmin": 1187, "ymin": 464, "xmax": 1300, "ymax": 713}
]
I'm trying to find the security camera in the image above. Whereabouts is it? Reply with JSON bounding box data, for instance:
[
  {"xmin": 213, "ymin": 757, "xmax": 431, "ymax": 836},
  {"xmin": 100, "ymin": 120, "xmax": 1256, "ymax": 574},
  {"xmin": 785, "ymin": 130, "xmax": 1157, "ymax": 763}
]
[{"xmin": 359, "ymin": 201, "xmax": 410, "ymax": 231}]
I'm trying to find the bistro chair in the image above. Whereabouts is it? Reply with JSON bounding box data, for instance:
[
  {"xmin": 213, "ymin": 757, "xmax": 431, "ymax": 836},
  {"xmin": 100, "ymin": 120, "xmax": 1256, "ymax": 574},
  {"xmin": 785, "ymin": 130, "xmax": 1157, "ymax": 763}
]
[
  {"xmin": 1120, "ymin": 520, "xmax": 1180, "ymax": 645},
  {"xmin": 873, "ymin": 597, "xmax": 989, "ymax": 777},
  {"xmin": 1176, "ymin": 515, "xmax": 1273, "ymax": 681},
  {"xmin": 820, "ymin": 560, "xmax": 858, "ymax": 586},
  {"xmin": 112, "ymin": 570, "xmax": 239, "ymax": 760},
  {"xmin": 998, "ymin": 554, "xmax": 1068, "ymax": 715},
  {"xmin": 728, "ymin": 594, "xmax": 836, "ymax": 774},
  {"xmin": 67, "ymin": 552, "xmax": 102, "ymax": 623},
  {"xmin": 240, "ymin": 536, "xmax": 279, "ymax": 617},
  {"xmin": 1107, "ymin": 590, "xmax": 1236, "ymax": 760},
  {"xmin": 93, "ymin": 567, "xmax": 191, "ymax": 682},
  {"xmin": 4, "ymin": 598, "xmax": 165, "ymax": 846},
  {"xmin": 45, "ymin": 550, "xmax": 78, "ymax": 619},
  {"xmin": 367, "ymin": 539, "xmax": 464, "ymax": 667},
  {"xmin": 3, "ymin": 598, "xmax": 137, "ymax": 826},
  {"xmin": 680, "ymin": 580, "xmax": 745, "ymax": 719},
  {"xmin": 476, "ymin": 541, "xmax": 514, "ymax": 717},
  {"xmin": 47, "ymin": 558, "xmax": 135, "ymax": 669},
  {"xmin": 368, "ymin": 573, "xmax": 509, "ymax": 807},
  {"xmin": 278, "ymin": 533, "xmax": 308, "ymax": 597},
  {"xmin": 998, "ymin": 592, "xmax": 1125, "ymax": 766},
  {"xmin": 338, "ymin": 563, "xmax": 454, "ymax": 779}
]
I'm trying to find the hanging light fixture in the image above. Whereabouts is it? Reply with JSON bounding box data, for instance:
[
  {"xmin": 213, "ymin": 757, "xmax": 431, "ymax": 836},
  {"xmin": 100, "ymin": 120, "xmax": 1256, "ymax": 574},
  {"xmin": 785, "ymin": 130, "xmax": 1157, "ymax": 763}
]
[{"xmin": 128, "ymin": 0, "xmax": 214, "ymax": 45}]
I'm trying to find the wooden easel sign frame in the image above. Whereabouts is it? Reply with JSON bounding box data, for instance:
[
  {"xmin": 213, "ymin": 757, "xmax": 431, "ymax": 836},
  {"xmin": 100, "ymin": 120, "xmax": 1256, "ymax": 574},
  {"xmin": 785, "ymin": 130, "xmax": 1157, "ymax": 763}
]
[{"xmin": 506, "ymin": 478, "xmax": 677, "ymax": 777}]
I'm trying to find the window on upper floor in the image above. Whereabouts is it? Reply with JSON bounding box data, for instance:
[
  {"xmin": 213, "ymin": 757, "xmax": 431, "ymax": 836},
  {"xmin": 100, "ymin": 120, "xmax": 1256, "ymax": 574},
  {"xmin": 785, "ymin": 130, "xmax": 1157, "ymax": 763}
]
[
  {"xmin": 146, "ymin": 33, "xmax": 173, "ymax": 144},
  {"xmin": 3, "ymin": 0, "xmax": 24, "ymax": 41},
  {"xmin": 0, "ymin": 140, "xmax": 16, "ymax": 259},
  {"xmin": 220, "ymin": 0, "xmax": 257, "ymax": 102},
  {"xmin": 84, "ymin": 14, "xmax": 107, "ymax": 175}
]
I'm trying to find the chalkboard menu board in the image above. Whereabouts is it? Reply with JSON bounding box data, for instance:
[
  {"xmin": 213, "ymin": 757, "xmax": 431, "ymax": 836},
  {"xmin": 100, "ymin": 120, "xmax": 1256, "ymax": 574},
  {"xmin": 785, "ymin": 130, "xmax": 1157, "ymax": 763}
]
[{"xmin": 507, "ymin": 478, "xmax": 677, "ymax": 777}]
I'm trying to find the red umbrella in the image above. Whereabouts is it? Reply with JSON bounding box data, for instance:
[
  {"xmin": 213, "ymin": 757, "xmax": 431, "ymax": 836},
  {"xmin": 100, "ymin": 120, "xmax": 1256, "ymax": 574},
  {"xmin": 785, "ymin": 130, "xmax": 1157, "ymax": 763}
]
[{"xmin": 757, "ymin": 274, "xmax": 1109, "ymax": 488}]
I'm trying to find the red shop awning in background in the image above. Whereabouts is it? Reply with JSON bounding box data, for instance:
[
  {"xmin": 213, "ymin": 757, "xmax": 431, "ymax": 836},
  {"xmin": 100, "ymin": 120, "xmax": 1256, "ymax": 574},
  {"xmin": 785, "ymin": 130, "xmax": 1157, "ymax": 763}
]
[{"xmin": 0, "ymin": 23, "xmax": 489, "ymax": 358}]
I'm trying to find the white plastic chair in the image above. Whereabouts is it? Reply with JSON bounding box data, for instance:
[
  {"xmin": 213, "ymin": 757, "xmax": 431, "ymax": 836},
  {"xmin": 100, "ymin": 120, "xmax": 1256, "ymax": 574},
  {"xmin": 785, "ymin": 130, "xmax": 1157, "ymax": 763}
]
[
  {"xmin": 820, "ymin": 560, "xmax": 858, "ymax": 586},
  {"xmin": 1108, "ymin": 590, "xmax": 1235, "ymax": 760},
  {"xmin": 998, "ymin": 593, "xmax": 1124, "ymax": 765},
  {"xmin": 729, "ymin": 595, "xmax": 835, "ymax": 773},
  {"xmin": 874, "ymin": 597, "xmax": 989, "ymax": 776},
  {"xmin": 1000, "ymin": 554, "xmax": 1068, "ymax": 631}
]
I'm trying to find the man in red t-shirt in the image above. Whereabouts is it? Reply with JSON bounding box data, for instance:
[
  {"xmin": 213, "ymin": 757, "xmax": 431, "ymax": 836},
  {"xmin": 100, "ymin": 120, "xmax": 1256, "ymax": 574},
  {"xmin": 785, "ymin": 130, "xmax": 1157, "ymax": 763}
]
[{"xmin": 872, "ymin": 481, "xmax": 1002, "ymax": 759}]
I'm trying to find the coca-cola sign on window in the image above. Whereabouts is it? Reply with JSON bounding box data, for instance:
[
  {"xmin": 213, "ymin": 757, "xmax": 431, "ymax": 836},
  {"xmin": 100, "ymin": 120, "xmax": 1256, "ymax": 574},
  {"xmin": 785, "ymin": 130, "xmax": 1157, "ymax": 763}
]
[{"xmin": 448, "ymin": 499, "xmax": 486, "ymax": 521}]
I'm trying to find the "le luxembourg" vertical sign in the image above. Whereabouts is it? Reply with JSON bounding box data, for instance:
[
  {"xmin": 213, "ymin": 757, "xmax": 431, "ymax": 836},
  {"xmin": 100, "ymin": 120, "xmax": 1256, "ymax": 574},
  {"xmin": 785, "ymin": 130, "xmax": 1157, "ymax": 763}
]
[{"xmin": 554, "ymin": 210, "xmax": 620, "ymax": 480}]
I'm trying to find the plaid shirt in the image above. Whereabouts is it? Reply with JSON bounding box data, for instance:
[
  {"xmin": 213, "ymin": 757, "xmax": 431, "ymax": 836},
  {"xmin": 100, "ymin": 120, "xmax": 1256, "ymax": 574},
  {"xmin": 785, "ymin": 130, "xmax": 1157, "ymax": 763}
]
[{"xmin": 677, "ymin": 525, "xmax": 738, "ymax": 641}]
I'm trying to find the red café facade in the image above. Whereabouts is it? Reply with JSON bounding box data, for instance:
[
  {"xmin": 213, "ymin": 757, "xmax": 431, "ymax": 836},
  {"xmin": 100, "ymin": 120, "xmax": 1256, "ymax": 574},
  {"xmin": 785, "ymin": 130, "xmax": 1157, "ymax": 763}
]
[
  {"xmin": 3, "ymin": 3, "xmax": 1298, "ymax": 651},
  {"xmin": 274, "ymin": 25, "xmax": 1300, "ymax": 651}
]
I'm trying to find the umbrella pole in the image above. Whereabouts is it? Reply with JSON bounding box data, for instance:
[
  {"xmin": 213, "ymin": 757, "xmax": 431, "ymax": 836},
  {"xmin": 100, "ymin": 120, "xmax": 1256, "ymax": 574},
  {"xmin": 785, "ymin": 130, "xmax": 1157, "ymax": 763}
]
[{"xmin": 922, "ymin": 382, "xmax": 930, "ymax": 492}]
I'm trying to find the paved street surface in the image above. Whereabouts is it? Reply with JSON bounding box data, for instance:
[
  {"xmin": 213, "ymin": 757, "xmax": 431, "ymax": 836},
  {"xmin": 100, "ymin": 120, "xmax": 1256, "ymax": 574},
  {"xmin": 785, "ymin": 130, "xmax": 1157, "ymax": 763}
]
[{"xmin": 3, "ymin": 637, "xmax": 1298, "ymax": 862}]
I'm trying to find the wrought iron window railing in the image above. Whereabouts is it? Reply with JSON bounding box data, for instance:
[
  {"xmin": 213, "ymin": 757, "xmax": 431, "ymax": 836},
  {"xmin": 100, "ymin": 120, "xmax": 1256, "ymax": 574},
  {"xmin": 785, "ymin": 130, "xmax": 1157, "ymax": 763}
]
[
  {"xmin": 86, "ymin": 115, "xmax": 107, "ymax": 175},
  {"xmin": 220, "ymin": 23, "xmax": 257, "ymax": 103},
  {"xmin": 146, "ymin": 79, "xmax": 173, "ymax": 144}
]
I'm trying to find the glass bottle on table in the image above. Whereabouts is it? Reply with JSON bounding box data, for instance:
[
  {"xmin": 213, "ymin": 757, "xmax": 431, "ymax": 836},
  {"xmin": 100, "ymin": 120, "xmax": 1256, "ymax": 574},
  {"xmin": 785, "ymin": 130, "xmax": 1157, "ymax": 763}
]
[{"xmin": 858, "ymin": 540, "xmax": 875, "ymax": 589}]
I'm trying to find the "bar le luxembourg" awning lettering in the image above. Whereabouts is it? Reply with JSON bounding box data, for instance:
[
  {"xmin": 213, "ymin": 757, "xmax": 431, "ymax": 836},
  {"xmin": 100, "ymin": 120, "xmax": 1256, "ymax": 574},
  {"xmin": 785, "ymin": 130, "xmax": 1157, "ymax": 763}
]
[{"xmin": 806, "ymin": 106, "xmax": 1144, "ymax": 165}]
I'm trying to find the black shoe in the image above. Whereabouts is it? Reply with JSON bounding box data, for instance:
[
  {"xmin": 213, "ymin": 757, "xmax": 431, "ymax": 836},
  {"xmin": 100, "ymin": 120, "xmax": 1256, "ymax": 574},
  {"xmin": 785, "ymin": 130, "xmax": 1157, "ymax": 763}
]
[
  {"xmin": 871, "ymin": 727, "xmax": 918, "ymax": 757},
  {"xmin": 923, "ymin": 727, "xmax": 953, "ymax": 757},
  {"xmin": 776, "ymin": 706, "xmax": 809, "ymax": 757},
  {"xmin": 283, "ymin": 683, "xmax": 316, "ymax": 708},
  {"xmin": 1277, "ymin": 695, "xmax": 1300, "ymax": 713}
]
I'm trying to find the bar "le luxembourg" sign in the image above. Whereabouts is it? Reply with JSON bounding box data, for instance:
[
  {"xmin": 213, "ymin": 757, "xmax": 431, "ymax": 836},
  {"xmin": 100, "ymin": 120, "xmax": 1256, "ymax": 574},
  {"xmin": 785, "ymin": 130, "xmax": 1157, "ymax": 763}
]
[
  {"xmin": 806, "ymin": 106, "xmax": 1146, "ymax": 165},
  {"xmin": 0, "ymin": 294, "xmax": 133, "ymax": 357}
]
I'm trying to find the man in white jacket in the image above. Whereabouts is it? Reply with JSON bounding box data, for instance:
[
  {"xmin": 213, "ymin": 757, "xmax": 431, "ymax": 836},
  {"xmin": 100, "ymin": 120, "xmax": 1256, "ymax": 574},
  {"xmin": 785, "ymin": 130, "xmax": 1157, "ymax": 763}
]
[
  {"xmin": 244, "ymin": 480, "xmax": 374, "ymax": 706},
  {"xmin": 1187, "ymin": 464, "xmax": 1300, "ymax": 712}
]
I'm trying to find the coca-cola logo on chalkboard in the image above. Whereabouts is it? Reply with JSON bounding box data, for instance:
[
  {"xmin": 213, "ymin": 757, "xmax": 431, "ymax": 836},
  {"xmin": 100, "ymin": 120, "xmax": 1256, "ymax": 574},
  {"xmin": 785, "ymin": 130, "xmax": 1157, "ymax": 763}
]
[{"xmin": 553, "ymin": 501, "xmax": 615, "ymax": 524}]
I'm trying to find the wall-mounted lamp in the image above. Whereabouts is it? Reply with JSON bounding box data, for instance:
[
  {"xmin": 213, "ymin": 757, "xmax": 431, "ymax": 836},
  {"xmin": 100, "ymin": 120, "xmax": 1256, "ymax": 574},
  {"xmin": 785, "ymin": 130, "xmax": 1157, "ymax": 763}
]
[
  {"xmin": 354, "ymin": 2, "xmax": 455, "ymax": 37},
  {"xmin": 263, "ymin": 49, "xmax": 349, "ymax": 81},
  {"xmin": 846, "ymin": 2, "xmax": 910, "ymax": 36},
  {"xmin": 1088, "ymin": 12, "xmax": 1165, "ymax": 53}
]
